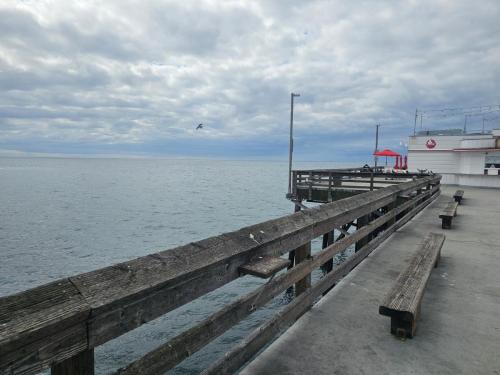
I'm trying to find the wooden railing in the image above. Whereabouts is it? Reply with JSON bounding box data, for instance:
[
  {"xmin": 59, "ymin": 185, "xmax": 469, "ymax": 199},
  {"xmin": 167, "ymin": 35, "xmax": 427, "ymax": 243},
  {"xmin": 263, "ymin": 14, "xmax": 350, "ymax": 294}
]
[
  {"xmin": 291, "ymin": 168, "xmax": 427, "ymax": 202},
  {"xmin": 0, "ymin": 174, "xmax": 441, "ymax": 375}
]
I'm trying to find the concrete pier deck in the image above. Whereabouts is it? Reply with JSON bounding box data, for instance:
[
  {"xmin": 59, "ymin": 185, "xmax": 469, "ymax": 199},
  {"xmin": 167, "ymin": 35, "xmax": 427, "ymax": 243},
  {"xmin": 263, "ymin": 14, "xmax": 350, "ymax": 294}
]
[{"xmin": 241, "ymin": 186, "xmax": 500, "ymax": 375}]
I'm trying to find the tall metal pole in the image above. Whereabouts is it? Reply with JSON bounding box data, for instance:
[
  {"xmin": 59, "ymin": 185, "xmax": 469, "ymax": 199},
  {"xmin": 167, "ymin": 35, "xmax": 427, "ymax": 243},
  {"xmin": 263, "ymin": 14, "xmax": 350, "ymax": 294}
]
[
  {"xmin": 288, "ymin": 93, "xmax": 300, "ymax": 196},
  {"xmin": 413, "ymin": 108, "xmax": 418, "ymax": 136},
  {"xmin": 482, "ymin": 118, "xmax": 485, "ymax": 134},
  {"xmin": 374, "ymin": 124, "xmax": 380, "ymax": 168},
  {"xmin": 464, "ymin": 114, "xmax": 468, "ymax": 133}
]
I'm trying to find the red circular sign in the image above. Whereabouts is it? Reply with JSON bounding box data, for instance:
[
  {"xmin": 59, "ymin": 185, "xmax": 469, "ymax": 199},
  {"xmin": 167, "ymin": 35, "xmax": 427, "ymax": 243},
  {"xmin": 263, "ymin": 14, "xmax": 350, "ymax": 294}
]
[{"xmin": 426, "ymin": 139, "xmax": 437, "ymax": 149}]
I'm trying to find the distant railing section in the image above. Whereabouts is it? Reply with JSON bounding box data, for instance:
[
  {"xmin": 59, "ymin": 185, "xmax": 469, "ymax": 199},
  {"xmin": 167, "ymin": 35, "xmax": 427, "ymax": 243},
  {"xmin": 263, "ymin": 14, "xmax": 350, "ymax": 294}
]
[
  {"xmin": 0, "ymin": 174, "xmax": 441, "ymax": 375},
  {"xmin": 290, "ymin": 167, "xmax": 431, "ymax": 202}
]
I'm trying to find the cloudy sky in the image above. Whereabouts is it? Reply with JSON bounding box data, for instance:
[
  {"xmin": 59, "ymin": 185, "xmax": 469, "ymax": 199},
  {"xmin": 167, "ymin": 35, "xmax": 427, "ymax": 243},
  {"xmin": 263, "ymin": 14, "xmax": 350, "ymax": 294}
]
[{"xmin": 1, "ymin": 0, "xmax": 499, "ymax": 161}]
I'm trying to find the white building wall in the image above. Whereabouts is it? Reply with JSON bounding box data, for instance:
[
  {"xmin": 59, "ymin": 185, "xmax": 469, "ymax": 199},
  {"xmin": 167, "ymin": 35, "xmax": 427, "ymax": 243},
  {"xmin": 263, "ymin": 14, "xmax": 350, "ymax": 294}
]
[
  {"xmin": 407, "ymin": 151, "xmax": 459, "ymax": 173},
  {"xmin": 460, "ymin": 138, "xmax": 495, "ymax": 149},
  {"xmin": 459, "ymin": 152, "xmax": 485, "ymax": 174},
  {"xmin": 457, "ymin": 175, "xmax": 500, "ymax": 188},
  {"xmin": 408, "ymin": 135, "xmax": 463, "ymax": 151},
  {"xmin": 407, "ymin": 132, "xmax": 500, "ymax": 187}
]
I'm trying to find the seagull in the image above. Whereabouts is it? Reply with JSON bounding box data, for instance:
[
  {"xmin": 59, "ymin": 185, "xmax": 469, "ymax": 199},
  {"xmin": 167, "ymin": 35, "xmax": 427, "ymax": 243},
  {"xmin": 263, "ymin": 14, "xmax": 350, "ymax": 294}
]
[
  {"xmin": 249, "ymin": 233, "xmax": 261, "ymax": 245},
  {"xmin": 196, "ymin": 123, "xmax": 203, "ymax": 130}
]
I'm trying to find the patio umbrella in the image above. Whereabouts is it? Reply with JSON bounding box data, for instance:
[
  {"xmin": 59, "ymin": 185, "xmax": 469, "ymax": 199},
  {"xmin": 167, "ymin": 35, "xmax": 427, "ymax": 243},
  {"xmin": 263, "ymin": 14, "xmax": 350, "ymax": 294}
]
[{"xmin": 373, "ymin": 149, "xmax": 401, "ymax": 166}]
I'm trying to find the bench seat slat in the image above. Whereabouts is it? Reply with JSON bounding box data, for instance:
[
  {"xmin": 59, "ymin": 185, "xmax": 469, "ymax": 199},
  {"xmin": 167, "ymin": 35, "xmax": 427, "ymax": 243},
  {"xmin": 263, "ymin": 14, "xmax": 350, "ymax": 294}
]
[
  {"xmin": 439, "ymin": 201, "xmax": 458, "ymax": 218},
  {"xmin": 238, "ymin": 256, "xmax": 290, "ymax": 278},
  {"xmin": 439, "ymin": 201, "xmax": 458, "ymax": 229},
  {"xmin": 379, "ymin": 233, "xmax": 445, "ymax": 338}
]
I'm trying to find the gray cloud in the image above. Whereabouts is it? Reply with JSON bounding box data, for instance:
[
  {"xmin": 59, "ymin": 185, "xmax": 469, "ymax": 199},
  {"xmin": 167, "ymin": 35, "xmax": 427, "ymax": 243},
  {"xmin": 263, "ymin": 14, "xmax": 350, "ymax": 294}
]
[{"xmin": 0, "ymin": 0, "xmax": 499, "ymax": 159}]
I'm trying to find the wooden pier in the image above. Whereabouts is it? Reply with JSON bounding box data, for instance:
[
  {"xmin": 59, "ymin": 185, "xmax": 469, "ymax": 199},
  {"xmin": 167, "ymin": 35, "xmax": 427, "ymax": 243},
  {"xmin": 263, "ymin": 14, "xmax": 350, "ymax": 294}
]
[{"xmin": 1, "ymin": 170, "xmax": 442, "ymax": 375}]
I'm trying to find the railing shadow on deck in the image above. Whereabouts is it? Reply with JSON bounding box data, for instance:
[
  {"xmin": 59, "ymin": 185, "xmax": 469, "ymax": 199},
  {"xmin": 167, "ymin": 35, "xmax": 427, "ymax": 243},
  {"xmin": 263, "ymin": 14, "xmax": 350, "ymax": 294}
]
[{"xmin": 0, "ymin": 174, "xmax": 441, "ymax": 375}]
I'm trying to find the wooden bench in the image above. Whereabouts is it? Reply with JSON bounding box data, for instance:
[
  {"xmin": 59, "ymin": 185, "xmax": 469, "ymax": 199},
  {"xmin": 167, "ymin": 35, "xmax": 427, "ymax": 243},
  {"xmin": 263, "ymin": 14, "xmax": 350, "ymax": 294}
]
[
  {"xmin": 439, "ymin": 200, "xmax": 459, "ymax": 229},
  {"xmin": 453, "ymin": 190, "xmax": 464, "ymax": 204},
  {"xmin": 379, "ymin": 233, "xmax": 445, "ymax": 338}
]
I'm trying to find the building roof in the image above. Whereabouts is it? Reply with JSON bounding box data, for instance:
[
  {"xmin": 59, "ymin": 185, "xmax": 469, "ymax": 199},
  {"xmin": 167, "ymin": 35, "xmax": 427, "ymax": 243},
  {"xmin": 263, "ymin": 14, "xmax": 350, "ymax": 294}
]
[{"xmin": 416, "ymin": 128, "xmax": 492, "ymax": 136}]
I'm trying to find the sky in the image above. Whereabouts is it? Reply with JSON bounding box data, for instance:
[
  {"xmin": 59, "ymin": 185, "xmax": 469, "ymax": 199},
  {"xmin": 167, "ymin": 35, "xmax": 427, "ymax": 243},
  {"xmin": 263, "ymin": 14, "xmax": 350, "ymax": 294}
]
[{"xmin": 1, "ymin": 0, "xmax": 500, "ymax": 161}]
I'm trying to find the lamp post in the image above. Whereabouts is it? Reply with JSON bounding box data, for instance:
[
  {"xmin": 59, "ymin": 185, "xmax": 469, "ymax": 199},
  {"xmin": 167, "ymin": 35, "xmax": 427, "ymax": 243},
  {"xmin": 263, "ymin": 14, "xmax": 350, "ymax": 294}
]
[
  {"xmin": 287, "ymin": 92, "xmax": 300, "ymax": 198},
  {"xmin": 374, "ymin": 124, "xmax": 380, "ymax": 168}
]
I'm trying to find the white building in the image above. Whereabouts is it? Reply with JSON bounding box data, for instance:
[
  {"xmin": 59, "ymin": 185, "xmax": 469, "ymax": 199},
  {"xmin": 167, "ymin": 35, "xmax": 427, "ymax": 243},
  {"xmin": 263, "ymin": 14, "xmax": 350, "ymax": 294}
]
[{"xmin": 408, "ymin": 128, "xmax": 500, "ymax": 187}]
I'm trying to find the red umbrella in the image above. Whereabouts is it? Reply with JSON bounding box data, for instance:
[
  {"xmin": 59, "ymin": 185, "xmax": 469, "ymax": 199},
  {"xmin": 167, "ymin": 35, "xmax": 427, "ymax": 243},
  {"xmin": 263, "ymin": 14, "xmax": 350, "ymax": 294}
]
[
  {"xmin": 373, "ymin": 149, "xmax": 400, "ymax": 167},
  {"xmin": 373, "ymin": 149, "xmax": 401, "ymax": 157}
]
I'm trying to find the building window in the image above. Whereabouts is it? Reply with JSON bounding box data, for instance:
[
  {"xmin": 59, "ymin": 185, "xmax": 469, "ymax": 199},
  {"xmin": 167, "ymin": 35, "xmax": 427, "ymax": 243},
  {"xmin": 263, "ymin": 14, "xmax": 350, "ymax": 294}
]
[{"xmin": 485, "ymin": 153, "xmax": 500, "ymax": 175}]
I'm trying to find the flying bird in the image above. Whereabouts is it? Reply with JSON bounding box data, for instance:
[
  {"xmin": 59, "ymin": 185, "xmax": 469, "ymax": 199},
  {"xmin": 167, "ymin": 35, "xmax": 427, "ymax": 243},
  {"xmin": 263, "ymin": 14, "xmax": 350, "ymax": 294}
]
[{"xmin": 196, "ymin": 123, "xmax": 203, "ymax": 130}]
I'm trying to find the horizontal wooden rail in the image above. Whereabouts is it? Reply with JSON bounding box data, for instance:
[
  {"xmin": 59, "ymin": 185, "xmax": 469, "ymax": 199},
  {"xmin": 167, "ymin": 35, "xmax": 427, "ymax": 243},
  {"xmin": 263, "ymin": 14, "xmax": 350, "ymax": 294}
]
[
  {"xmin": 202, "ymin": 188, "xmax": 440, "ymax": 375},
  {"xmin": 114, "ymin": 185, "xmax": 439, "ymax": 375},
  {"xmin": 0, "ymin": 174, "xmax": 440, "ymax": 375},
  {"xmin": 291, "ymin": 169, "xmax": 432, "ymax": 202}
]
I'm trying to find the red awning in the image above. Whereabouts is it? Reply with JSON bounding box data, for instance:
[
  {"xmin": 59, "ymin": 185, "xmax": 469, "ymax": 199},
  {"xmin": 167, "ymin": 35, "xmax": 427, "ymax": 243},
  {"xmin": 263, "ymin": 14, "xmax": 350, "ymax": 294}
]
[{"xmin": 373, "ymin": 149, "xmax": 400, "ymax": 157}]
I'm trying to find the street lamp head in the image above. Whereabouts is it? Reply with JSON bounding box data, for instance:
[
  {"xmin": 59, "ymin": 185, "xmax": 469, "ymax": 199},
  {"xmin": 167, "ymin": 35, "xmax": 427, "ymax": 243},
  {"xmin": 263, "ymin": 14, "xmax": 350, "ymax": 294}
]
[{"xmin": 292, "ymin": 93, "xmax": 300, "ymax": 97}]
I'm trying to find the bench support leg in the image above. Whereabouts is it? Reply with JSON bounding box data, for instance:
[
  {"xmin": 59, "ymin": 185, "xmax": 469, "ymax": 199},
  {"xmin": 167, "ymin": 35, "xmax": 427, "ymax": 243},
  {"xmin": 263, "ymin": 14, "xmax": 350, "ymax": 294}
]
[
  {"xmin": 441, "ymin": 217, "xmax": 452, "ymax": 229},
  {"xmin": 390, "ymin": 315, "xmax": 417, "ymax": 339}
]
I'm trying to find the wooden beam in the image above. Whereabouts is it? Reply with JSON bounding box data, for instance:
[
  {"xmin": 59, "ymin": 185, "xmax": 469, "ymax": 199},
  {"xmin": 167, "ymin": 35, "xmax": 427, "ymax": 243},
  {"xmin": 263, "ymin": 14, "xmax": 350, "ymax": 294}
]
[
  {"xmin": 355, "ymin": 214, "xmax": 371, "ymax": 252},
  {"xmin": 201, "ymin": 190, "xmax": 441, "ymax": 375},
  {"xmin": 51, "ymin": 349, "xmax": 95, "ymax": 375},
  {"xmin": 239, "ymin": 256, "xmax": 290, "ymax": 278},
  {"xmin": 0, "ymin": 280, "xmax": 90, "ymax": 375},
  {"xmin": 321, "ymin": 231, "xmax": 334, "ymax": 273},
  {"xmin": 294, "ymin": 242, "xmax": 311, "ymax": 295},
  {"xmin": 114, "ymin": 189, "xmax": 438, "ymax": 375},
  {"xmin": 337, "ymin": 227, "xmax": 350, "ymax": 237}
]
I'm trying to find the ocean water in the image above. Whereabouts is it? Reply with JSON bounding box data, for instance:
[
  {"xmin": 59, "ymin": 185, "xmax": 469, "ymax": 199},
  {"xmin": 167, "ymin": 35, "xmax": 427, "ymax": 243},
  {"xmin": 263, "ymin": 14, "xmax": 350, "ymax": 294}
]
[{"xmin": 0, "ymin": 157, "xmax": 354, "ymax": 374}]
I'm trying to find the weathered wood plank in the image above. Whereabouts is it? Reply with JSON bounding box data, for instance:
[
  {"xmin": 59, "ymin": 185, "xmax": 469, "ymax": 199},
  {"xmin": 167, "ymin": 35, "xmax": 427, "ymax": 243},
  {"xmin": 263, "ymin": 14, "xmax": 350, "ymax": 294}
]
[
  {"xmin": 1, "ymin": 321, "xmax": 88, "ymax": 375},
  {"xmin": 440, "ymin": 201, "xmax": 458, "ymax": 218},
  {"xmin": 114, "ymin": 190, "xmax": 434, "ymax": 375},
  {"xmin": 379, "ymin": 233, "xmax": 445, "ymax": 338},
  {"xmin": 321, "ymin": 231, "xmax": 334, "ymax": 273},
  {"xmin": 0, "ymin": 279, "xmax": 90, "ymax": 375},
  {"xmin": 439, "ymin": 200, "xmax": 458, "ymax": 229},
  {"xmin": 355, "ymin": 214, "xmax": 371, "ymax": 252},
  {"xmin": 82, "ymin": 177, "xmax": 438, "ymax": 347},
  {"xmin": 200, "ymin": 191, "xmax": 440, "ymax": 375},
  {"xmin": 51, "ymin": 349, "xmax": 94, "ymax": 375},
  {"xmin": 294, "ymin": 241, "xmax": 311, "ymax": 295},
  {"xmin": 238, "ymin": 256, "xmax": 290, "ymax": 278}
]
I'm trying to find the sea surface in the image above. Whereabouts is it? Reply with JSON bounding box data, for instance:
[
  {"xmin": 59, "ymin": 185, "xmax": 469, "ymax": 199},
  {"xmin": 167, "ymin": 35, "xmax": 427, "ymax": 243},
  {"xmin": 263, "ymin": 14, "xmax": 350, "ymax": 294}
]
[{"xmin": 0, "ymin": 157, "xmax": 355, "ymax": 374}]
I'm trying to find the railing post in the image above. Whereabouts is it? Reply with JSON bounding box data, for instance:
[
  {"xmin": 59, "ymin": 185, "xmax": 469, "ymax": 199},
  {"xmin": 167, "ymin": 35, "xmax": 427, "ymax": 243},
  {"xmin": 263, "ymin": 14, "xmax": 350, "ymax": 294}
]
[
  {"xmin": 51, "ymin": 349, "xmax": 95, "ymax": 375},
  {"xmin": 289, "ymin": 202, "xmax": 311, "ymax": 296},
  {"xmin": 355, "ymin": 215, "xmax": 370, "ymax": 252},
  {"xmin": 328, "ymin": 173, "xmax": 333, "ymax": 202},
  {"xmin": 386, "ymin": 197, "xmax": 398, "ymax": 227},
  {"xmin": 294, "ymin": 241, "xmax": 311, "ymax": 295},
  {"xmin": 292, "ymin": 171, "xmax": 298, "ymax": 198},
  {"xmin": 321, "ymin": 231, "xmax": 334, "ymax": 273},
  {"xmin": 308, "ymin": 172, "xmax": 313, "ymax": 201}
]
